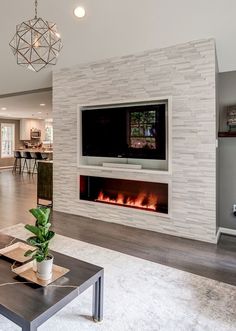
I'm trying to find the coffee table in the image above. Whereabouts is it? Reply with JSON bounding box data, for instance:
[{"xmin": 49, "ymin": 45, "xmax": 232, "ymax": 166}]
[{"xmin": 0, "ymin": 234, "xmax": 104, "ymax": 331}]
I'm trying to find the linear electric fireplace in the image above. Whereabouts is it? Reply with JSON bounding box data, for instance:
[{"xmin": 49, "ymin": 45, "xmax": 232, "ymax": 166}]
[{"xmin": 80, "ymin": 176, "xmax": 168, "ymax": 214}]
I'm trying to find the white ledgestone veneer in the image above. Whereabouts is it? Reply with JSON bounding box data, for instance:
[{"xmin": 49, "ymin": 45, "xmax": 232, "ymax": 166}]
[{"xmin": 53, "ymin": 39, "xmax": 217, "ymax": 243}]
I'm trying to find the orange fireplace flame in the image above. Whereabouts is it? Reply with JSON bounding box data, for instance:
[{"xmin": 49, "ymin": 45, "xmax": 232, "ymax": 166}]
[{"xmin": 97, "ymin": 191, "xmax": 157, "ymax": 211}]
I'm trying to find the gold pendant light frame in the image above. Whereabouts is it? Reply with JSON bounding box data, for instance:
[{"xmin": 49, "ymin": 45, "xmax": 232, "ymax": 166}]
[{"xmin": 9, "ymin": 0, "xmax": 62, "ymax": 72}]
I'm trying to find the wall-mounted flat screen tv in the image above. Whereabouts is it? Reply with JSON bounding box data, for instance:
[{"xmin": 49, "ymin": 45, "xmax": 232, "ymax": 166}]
[{"xmin": 82, "ymin": 102, "xmax": 167, "ymax": 160}]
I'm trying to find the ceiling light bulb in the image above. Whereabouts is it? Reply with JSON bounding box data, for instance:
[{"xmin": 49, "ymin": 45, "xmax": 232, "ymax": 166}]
[
  {"xmin": 74, "ymin": 6, "xmax": 86, "ymax": 18},
  {"xmin": 33, "ymin": 34, "xmax": 41, "ymax": 48},
  {"xmin": 40, "ymin": 103, "xmax": 46, "ymax": 107},
  {"xmin": 1, "ymin": 107, "xmax": 7, "ymax": 111}
]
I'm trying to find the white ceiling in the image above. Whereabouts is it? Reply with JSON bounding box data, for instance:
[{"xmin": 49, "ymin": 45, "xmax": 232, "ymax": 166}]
[
  {"xmin": 0, "ymin": 91, "xmax": 52, "ymax": 119},
  {"xmin": 1, "ymin": 0, "xmax": 236, "ymax": 95}
]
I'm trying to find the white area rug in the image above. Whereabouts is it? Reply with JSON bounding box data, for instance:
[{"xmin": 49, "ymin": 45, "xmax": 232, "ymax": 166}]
[{"xmin": 1, "ymin": 224, "xmax": 236, "ymax": 331}]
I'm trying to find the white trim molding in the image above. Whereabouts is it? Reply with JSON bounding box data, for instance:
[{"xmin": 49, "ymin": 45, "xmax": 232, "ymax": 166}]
[
  {"xmin": 77, "ymin": 96, "xmax": 172, "ymax": 174},
  {"xmin": 216, "ymin": 227, "xmax": 236, "ymax": 243}
]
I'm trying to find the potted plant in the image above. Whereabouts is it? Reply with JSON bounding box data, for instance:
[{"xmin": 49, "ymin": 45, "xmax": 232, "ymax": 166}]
[{"xmin": 24, "ymin": 207, "xmax": 55, "ymax": 280}]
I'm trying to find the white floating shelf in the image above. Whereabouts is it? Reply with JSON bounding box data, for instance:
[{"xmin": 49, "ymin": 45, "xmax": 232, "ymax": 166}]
[{"xmin": 78, "ymin": 164, "xmax": 171, "ymax": 176}]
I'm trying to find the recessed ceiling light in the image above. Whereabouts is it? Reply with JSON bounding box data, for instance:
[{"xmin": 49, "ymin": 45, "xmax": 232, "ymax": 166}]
[
  {"xmin": 74, "ymin": 6, "xmax": 86, "ymax": 18},
  {"xmin": 40, "ymin": 103, "xmax": 46, "ymax": 107},
  {"xmin": 38, "ymin": 112, "xmax": 42, "ymax": 114},
  {"xmin": 1, "ymin": 107, "xmax": 7, "ymax": 111}
]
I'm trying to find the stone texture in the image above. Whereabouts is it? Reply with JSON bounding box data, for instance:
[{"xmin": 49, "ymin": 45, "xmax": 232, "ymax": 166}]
[{"xmin": 53, "ymin": 39, "xmax": 217, "ymax": 243}]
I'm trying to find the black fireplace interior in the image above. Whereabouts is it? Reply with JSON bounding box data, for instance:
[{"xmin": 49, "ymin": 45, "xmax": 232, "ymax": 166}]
[{"xmin": 80, "ymin": 176, "xmax": 168, "ymax": 214}]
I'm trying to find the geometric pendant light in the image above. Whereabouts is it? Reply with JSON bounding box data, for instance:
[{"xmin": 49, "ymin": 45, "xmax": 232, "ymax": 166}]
[{"xmin": 9, "ymin": 0, "xmax": 62, "ymax": 72}]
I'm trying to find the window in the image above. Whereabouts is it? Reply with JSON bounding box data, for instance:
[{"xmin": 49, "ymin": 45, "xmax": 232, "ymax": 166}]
[
  {"xmin": 1, "ymin": 123, "xmax": 15, "ymax": 158},
  {"xmin": 45, "ymin": 121, "xmax": 53, "ymax": 143},
  {"xmin": 129, "ymin": 110, "xmax": 157, "ymax": 149}
]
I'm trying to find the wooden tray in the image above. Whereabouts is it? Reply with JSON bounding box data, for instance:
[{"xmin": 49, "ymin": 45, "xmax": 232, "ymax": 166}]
[
  {"xmin": 0, "ymin": 242, "xmax": 34, "ymax": 263},
  {"xmin": 12, "ymin": 261, "xmax": 70, "ymax": 287}
]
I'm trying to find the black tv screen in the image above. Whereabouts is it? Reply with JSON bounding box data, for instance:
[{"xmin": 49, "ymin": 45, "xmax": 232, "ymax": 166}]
[{"xmin": 82, "ymin": 103, "xmax": 167, "ymax": 160}]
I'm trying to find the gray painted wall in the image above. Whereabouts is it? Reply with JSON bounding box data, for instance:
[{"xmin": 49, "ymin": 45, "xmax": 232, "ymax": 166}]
[
  {"xmin": 219, "ymin": 138, "xmax": 236, "ymax": 229},
  {"xmin": 219, "ymin": 71, "xmax": 236, "ymax": 132},
  {"xmin": 219, "ymin": 71, "xmax": 236, "ymax": 229}
]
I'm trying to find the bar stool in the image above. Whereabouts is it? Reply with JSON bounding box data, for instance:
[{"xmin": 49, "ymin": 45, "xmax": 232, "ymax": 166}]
[
  {"xmin": 22, "ymin": 151, "xmax": 33, "ymax": 174},
  {"xmin": 12, "ymin": 151, "xmax": 23, "ymax": 174},
  {"xmin": 32, "ymin": 152, "xmax": 48, "ymax": 175}
]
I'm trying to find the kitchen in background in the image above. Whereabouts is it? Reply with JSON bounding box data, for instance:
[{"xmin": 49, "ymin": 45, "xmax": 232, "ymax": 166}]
[{"xmin": 0, "ymin": 90, "xmax": 53, "ymax": 170}]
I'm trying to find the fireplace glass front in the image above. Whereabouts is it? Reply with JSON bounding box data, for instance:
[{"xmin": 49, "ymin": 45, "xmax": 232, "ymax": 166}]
[{"xmin": 80, "ymin": 176, "xmax": 168, "ymax": 214}]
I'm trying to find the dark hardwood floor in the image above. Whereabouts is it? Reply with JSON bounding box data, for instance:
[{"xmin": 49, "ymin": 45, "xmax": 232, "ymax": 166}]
[
  {"xmin": 1, "ymin": 169, "xmax": 236, "ymax": 287},
  {"xmin": 0, "ymin": 169, "xmax": 37, "ymax": 228}
]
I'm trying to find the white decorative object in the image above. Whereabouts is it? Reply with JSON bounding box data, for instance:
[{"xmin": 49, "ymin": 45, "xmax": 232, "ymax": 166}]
[
  {"xmin": 102, "ymin": 163, "xmax": 142, "ymax": 170},
  {"xmin": 36, "ymin": 255, "xmax": 54, "ymax": 280}
]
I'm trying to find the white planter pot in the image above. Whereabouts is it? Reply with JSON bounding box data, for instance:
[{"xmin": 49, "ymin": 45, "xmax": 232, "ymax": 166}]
[{"xmin": 36, "ymin": 255, "xmax": 54, "ymax": 281}]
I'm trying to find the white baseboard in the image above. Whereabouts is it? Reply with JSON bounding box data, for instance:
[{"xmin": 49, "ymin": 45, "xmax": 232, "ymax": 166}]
[
  {"xmin": 216, "ymin": 227, "xmax": 236, "ymax": 243},
  {"xmin": 216, "ymin": 229, "xmax": 221, "ymax": 243}
]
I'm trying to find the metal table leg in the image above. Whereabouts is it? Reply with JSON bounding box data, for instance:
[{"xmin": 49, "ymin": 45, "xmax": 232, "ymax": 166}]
[
  {"xmin": 92, "ymin": 274, "xmax": 104, "ymax": 322},
  {"xmin": 22, "ymin": 322, "xmax": 37, "ymax": 331}
]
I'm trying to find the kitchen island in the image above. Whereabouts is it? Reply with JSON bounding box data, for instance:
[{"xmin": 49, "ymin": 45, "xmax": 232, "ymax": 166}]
[
  {"xmin": 15, "ymin": 149, "xmax": 53, "ymax": 157},
  {"xmin": 37, "ymin": 160, "xmax": 53, "ymax": 205},
  {"xmin": 14, "ymin": 149, "xmax": 53, "ymax": 174}
]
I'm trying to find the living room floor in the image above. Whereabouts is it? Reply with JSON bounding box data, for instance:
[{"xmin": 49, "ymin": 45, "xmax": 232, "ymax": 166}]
[{"xmin": 1, "ymin": 169, "xmax": 236, "ymax": 287}]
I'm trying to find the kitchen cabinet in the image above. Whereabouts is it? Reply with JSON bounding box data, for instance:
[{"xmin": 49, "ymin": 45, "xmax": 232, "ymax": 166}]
[{"xmin": 20, "ymin": 119, "xmax": 45, "ymax": 141}]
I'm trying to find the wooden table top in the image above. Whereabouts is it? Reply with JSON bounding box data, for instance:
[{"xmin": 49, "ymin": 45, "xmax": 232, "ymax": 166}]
[{"xmin": 0, "ymin": 233, "xmax": 103, "ymax": 323}]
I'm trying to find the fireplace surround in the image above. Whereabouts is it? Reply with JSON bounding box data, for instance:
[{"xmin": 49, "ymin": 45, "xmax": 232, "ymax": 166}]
[{"xmin": 53, "ymin": 39, "xmax": 218, "ymax": 243}]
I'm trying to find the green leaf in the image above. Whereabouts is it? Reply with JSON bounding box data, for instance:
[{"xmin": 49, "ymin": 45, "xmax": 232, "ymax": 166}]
[
  {"xmin": 30, "ymin": 208, "xmax": 44, "ymax": 219},
  {"xmin": 25, "ymin": 224, "xmax": 44, "ymax": 242},
  {"xmin": 45, "ymin": 223, "xmax": 51, "ymax": 229},
  {"xmin": 26, "ymin": 207, "xmax": 53, "ymax": 261},
  {"xmin": 36, "ymin": 256, "xmax": 45, "ymax": 262},
  {"xmin": 26, "ymin": 236, "xmax": 41, "ymax": 247},
  {"xmin": 46, "ymin": 231, "xmax": 55, "ymax": 241},
  {"xmin": 34, "ymin": 252, "xmax": 45, "ymax": 262},
  {"xmin": 43, "ymin": 208, "xmax": 51, "ymax": 221},
  {"xmin": 24, "ymin": 249, "xmax": 36, "ymax": 257},
  {"xmin": 29, "ymin": 208, "xmax": 50, "ymax": 226}
]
